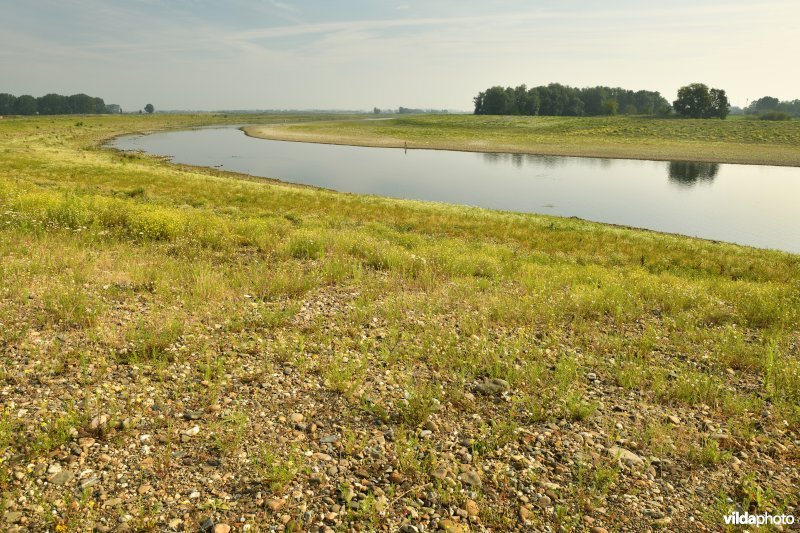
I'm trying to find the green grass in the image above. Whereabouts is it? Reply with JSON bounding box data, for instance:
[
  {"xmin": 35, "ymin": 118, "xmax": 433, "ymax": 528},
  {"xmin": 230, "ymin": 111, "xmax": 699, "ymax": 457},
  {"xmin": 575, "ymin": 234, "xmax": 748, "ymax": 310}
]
[
  {"xmin": 0, "ymin": 114, "xmax": 798, "ymax": 530},
  {"xmin": 244, "ymin": 114, "xmax": 800, "ymax": 166}
]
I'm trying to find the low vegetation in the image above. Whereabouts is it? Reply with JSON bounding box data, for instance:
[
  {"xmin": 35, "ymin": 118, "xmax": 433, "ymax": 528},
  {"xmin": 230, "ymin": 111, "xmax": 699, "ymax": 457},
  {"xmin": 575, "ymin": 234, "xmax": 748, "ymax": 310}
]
[
  {"xmin": 245, "ymin": 113, "xmax": 800, "ymax": 166},
  {"xmin": 0, "ymin": 114, "xmax": 797, "ymax": 531}
]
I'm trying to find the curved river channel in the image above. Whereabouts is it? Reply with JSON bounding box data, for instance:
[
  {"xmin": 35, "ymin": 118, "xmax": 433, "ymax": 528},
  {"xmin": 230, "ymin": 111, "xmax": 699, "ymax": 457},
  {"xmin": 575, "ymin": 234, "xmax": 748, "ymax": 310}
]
[{"xmin": 108, "ymin": 127, "xmax": 800, "ymax": 254}]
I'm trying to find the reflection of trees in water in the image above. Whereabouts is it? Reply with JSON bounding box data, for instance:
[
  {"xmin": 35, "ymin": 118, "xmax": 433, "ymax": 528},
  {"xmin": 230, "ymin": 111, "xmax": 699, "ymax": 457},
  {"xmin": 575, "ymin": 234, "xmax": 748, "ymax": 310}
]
[
  {"xmin": 481, "ymin": 152, "xmax": 573, "ymax": 168},
  {"xmin": 482, "ymin": 152, "xmax": 502, "ymax": 165},
  {"xmin": 480, "ymin": 152, "xmax": 619, "ymax": 169},
  {"xmin": 668, "ymin": 161, "xmax": 719, "ymax": 187}
]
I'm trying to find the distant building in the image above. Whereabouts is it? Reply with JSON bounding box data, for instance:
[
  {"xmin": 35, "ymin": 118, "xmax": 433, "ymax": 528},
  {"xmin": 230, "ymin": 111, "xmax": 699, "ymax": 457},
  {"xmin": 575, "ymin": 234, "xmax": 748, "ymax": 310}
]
[{"xmin": 106, "ymin": 104, "xmax": 122, "ymax": 114}]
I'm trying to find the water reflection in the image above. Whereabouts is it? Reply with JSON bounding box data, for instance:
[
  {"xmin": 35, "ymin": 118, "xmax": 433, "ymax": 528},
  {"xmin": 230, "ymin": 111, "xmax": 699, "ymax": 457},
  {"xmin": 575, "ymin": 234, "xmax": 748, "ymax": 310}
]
[
  {"xmin": 481, "ymin": 152, "xmax": 616, "ymax": 169},
  {"xmin": 668, "ymin": 161, "xmax": 719, "ymax": 187}
]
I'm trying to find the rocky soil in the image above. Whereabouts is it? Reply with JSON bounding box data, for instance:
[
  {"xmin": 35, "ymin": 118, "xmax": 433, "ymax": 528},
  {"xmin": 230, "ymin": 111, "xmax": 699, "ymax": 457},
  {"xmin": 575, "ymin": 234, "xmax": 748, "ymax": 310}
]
[{"xmin": 1, "ymin": 287, "xmax": 798, "ymax": 532}]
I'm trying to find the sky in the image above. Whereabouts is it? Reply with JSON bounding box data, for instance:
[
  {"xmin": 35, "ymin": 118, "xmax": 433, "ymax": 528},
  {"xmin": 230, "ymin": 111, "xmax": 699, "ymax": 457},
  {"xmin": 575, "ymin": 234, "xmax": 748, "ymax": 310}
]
[{"xmin": 2, "ymin": 0, "xmax": 798, "ymax": 111}]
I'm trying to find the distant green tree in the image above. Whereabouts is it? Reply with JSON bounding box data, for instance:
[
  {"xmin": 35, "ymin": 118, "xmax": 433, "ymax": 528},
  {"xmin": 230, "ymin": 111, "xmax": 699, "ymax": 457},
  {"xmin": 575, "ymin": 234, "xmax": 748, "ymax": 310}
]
[
  {"xmin": 673, "ymin": 83, "xmax": 711, "ymax": 118},
  {"xmin": 708, "ymin": 88, "xmax": 730, "ymax": 119},
  {"xmin": 373, "ymin": 107, "xmax": 380, "ymax": 114},
  {"xmin": 473, "ymin": 92, "xmax": 484, "ymax": 114},
  {"xmin": 37, "ymin": 93, "xmax": 71, "ymax": 114},
  {"xmin": 745, "ymin": 97, "xmax": 799, "ymax": 117},
  {"xmin": 673, "ymin": 83, "xmax": 729, "ymax": 119},
  {"xmin": 68, "ymin": 93, "xmax": 106, "ymax": 114},
  {"xmin": 91, "ymin": 97, "xmax": 107, "ymax": 113},
  {"xmin": 145, "ymin": 103, "xmax": 154, "ymax": 114},
  {"xmin": 480, "ymin": 86, "xmax": 510, "ymax": 115},
  {"xmin": 523, "ymin": 88, "xmax": 540, "ymax": 115},
  {"xmin": 13, "ymin": 95, "xmax": 37, "ymax": 115},
  {"xmin": 602, "ymin": 98, "xmax": 618, "ymax": 115},
  {"xmin": 0, "ymin": 93, "xmax": 16, "ymax": 114},
  {"xmin": 746, "ymin": 96, "xmax": 780, "ymax": 114}
]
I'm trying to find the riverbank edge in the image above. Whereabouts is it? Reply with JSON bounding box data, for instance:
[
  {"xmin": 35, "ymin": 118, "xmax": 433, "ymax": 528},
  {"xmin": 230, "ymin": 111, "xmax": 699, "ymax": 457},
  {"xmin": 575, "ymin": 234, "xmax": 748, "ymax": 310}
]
[
  {"xmin": 242, "ymin": 124, "xmax": 800, "ymax": 167},
  {"xmin": 105, "ymin": 124, "xmax": 799, "ymax": 255}
]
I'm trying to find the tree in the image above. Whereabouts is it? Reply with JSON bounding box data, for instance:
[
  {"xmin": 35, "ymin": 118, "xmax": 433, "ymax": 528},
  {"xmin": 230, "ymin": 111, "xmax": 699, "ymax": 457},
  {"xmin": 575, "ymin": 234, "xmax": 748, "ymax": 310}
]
[
  {"xmin": 68, "ymin": 93, "xmax": 107, "ymax": 114},
  {"xmin": 479, "ymin": 86, "xmax": 510, "ymax": 115},
  {"xmin": 708, "ymin": 88, "xmax": 730, "ymax": 119},
  {"xmin": 37, "ymin": 93, "xmax": 70, "ymax": 115},
  {"xmin": 0, "ymin": 93, "xmax": 16, "ymax": 115},
  {"xmin": 13, "ymin": 95, "xmax": 37, "ymax": 115},
  {"xmin": 673, "ymin": 83, "xmax": 711, "ymax": 118},
  {"xmin": 602, "ymin": 98, "xmax": 618, "ymax": 116},
  {"xmin": 144, "ymin": 103, "xmax": 154, "ymax": 114},
  {"xmin": 747, "ymin": 96, "xmax": 780, "ymax": 114},
  {"xmin": 673, "ymin": 83, "xmax": 729, "ymax": 119}
]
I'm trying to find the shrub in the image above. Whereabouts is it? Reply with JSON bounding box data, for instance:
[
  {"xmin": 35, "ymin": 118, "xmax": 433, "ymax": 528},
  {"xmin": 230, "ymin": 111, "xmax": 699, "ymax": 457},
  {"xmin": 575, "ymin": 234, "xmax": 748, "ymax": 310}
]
[{"xmin": 759, "ymin": 111, "xmax": 791, "ymax": 121}]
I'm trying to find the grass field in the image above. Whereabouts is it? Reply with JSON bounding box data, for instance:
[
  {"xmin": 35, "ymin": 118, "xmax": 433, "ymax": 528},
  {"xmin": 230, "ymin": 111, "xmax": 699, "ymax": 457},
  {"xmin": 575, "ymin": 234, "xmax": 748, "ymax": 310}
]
[
  {"xmin": 0, "ymin": 114, "xmax": 798, "ymax": 531},
  {"xmin": 245, "ymin": 114, "xmax": 800, "ymax": 166}
]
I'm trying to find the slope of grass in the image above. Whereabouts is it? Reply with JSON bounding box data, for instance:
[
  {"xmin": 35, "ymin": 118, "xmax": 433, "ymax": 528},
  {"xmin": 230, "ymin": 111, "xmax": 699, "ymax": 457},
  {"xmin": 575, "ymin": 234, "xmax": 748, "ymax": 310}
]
[{"xmin": 244, "ymin": 114, "xmax": 800, "ymax": 166}]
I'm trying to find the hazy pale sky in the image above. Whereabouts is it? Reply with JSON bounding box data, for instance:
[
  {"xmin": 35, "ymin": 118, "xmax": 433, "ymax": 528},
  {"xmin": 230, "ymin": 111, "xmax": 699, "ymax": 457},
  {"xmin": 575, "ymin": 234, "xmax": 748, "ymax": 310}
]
[{"xmin": 2, "ymin": 0, "xmax": 798, "ymax": 111}]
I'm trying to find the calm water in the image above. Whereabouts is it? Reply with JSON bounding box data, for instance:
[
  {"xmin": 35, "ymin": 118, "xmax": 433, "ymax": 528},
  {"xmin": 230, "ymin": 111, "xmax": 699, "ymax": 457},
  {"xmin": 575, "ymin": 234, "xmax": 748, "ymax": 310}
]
[{"xmin": 109, "ymin": 127, "xmax": 800, "ymax": 253}]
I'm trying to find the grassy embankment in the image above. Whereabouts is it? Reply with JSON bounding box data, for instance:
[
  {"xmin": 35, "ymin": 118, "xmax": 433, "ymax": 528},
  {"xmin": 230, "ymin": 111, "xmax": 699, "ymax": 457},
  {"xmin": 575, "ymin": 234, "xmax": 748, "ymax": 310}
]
[
  {"xmin": 245, "ymin": 114, "xmax": 800, "ymax": 166},
  {"xmin": 0, "ymin": 114, "xmax": 798, "ymax": 531}
]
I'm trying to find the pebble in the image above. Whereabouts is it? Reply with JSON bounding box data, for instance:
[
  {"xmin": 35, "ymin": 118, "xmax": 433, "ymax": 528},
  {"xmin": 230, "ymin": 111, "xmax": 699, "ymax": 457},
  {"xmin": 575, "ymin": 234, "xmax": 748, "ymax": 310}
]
[
  {"xmin": 80, "ymin": 477, "xmax": 99, "ymax": 490},
  {"xmin": 537, "ymin": 495, "xmax": 552, "ymax": 508},
  {"xmin": 608, "ymin": 445, "xmax": 644, "ymax": 468},
  {"xmin": 424, "ymin": 420, "xmax": 439, "ymax": 432},
  {"xmin": 460, "ymin": 470, "xmax": 481, "ymax": 487},
  {"xmin": 475, "ymin": 378, "xmax": 509, "ymax": 396},
  {"xmin": 431, "ymin": 466, "xmax": 449, "ymax": 480},
  {"xmin": 653, "ymin": 517, "xmax": 672, "ymax": 527},
  {"xmin": 90, "ymin": 414, "xmax": 109, "ymax": 430},
  {"xmin": 464, "ymin": 499, "xmax": 479, "ymax": 517},
  {"xmin": 3, "ymin": 511, "xmax": 23, "ymax": 524},
  {"xmin": 289, "ymin": 413, "xmax": 304, "ymax": 424},
  {"xmin": 438, "ymin": 518, "xmax": 468, "ymax": 532},
  {"xmin": 268, "ymin": 499, "xmax": 286, "ymax": 512},
  {"xmin": 49, "ymin": 470, "xmax": 75, "ymax": 485},
  {"xmin": 213, "ymin": 524, "xmax": 231, "ymax": 533},
  {"xmin": 519, "ymin": 506, "xmax": 532, "ymax": 521}
]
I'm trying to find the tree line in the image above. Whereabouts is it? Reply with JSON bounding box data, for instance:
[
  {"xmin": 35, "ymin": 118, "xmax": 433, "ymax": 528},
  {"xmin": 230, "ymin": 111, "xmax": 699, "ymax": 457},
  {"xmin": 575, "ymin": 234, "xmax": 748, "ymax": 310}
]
[
  {"xmin": 0, "ymin": 92, "xmax": 110, "ymax": 115},
  {"xmin": 473, "ymin": 83, "xmax": 671, "ymax": 117},
  {"xmin": 745, "ymin": 96, "xmax": 800, "ymax": 119}
]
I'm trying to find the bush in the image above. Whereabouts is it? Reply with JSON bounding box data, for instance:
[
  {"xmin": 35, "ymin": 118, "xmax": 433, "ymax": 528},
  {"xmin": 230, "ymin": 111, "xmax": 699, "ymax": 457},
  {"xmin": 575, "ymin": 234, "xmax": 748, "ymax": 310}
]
[{"xmin": 759, "ymin": 111, "xmax": 791, "ymax": 121}]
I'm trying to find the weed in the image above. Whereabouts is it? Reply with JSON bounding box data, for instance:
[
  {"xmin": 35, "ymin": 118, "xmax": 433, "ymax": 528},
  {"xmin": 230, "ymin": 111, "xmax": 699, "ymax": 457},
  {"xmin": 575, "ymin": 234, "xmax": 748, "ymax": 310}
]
[
  {"xmin": 211, "ymin": 410, "xmax": 248, "ymax": 455},
  {"xmin": 689, "ymin": 438, "xmax": 732, "ymax": 467},
  {"xmin": 253, "ymin": 444, "xmax": 306, "ymax": 494}
]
